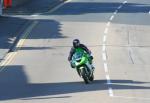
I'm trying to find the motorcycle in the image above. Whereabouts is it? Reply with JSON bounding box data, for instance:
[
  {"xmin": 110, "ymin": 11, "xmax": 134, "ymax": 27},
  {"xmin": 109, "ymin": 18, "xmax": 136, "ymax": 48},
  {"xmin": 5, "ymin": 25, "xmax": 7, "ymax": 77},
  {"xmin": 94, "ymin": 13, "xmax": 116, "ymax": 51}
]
[{"xmin": 71, "ymin": 49, "xmax": 94, "ymax": 84}]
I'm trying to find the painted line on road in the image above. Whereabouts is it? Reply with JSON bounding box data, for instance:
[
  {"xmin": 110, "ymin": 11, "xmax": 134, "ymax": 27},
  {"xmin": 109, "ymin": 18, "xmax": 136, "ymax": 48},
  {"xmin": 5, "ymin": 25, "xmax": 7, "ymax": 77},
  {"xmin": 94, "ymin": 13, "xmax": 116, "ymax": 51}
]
[
  {"xmin": 102, "ymin": 45, "xmax": 106, "ymax": 52},
  {"xmin": 48, "ymin": 0, "xmax": 72, "ymax": 13},
  {"xmin": 106, "ymin": 75, "xmax": 111, "ymax": 84},
  {"xmin": 102, "ymin": 0, "xmax": 128, "ymax": 97},
  {"xmin": 113, "ymin": 95, "xmax": 150, "ymax": 100},
  {"xmin": 0, "ymin": 0, "xmax": 69, "ymax": 72},
  {"xmin": 102, "ymin": 52, "xmax": 107, "ymax": 61},
  {"xmin": 104, "ymin": 63, "xmax": 108, "ymax": 73},
  {"xmin": 109, "ymin": 15, "xmax": 114, "ymax": 21},
  {"xmin": 118, "ymin": 5, "xmax": 122, "ymax": 9},
  {"xmin": 103, "ymin": 35, "xmax": 107, "ymax": 42},
  {"xmin": 0, "ymin": 21, "xmax": 38, "ymax": 72},
  {"xmin": 109, "ymin": 88, "xmax": 114, "ymax": 97},
  {"xmin": 114, "ymin": 10, "xmax": 118, "ymax": 15},
  {"xmin": 31, "ymin": 14, "xmax": 39, "ymax": 17},
  {"xmin": 106, "ymin": 22, "xmax": 111, "ymax": 27},
  {"xmin": 104, "ymin": 28, "xmax": 108, "ymax": 34},
  {"xmin": 123, "ymin": 1, "xmax": 127, "ymax": 4},
  {"xmin": 149, "ymin": 11, "xmax": 150, "ymax": 14}
]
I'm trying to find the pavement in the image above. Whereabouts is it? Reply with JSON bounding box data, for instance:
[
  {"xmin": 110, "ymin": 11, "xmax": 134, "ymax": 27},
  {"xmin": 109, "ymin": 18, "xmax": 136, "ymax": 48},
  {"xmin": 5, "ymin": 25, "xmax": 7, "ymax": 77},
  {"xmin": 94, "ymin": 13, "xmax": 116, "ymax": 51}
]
[
  {"xmin": 0, "ymin": 0, "xmax": 150, "ymax": 103},
  {"xmin": 0, "ymin": 0, "xmax": 66, "ymax": 62},
  {"xmin": 3, "ymin": 0, "xmax": 66, "ymax": 15}
]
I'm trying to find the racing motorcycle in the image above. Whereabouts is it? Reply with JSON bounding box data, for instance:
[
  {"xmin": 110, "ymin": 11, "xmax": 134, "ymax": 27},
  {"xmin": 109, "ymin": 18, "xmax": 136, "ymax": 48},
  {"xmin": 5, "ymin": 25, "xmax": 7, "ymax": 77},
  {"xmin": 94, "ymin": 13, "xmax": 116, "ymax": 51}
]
[{"xmin": 71, "ymin": 48, "xmax": 94, "ymax": 84}]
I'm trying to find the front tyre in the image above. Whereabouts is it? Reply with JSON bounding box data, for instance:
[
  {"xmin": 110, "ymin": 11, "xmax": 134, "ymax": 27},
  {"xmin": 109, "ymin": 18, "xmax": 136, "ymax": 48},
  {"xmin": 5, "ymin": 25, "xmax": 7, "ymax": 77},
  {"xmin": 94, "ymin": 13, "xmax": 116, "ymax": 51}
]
[
  {"xmin": 89, "ymin": 73, "xmax": 94, "ymax": 81},
  {"xmin": 81, "ymin": 67, "xmax": 90, "ymax": 84}
]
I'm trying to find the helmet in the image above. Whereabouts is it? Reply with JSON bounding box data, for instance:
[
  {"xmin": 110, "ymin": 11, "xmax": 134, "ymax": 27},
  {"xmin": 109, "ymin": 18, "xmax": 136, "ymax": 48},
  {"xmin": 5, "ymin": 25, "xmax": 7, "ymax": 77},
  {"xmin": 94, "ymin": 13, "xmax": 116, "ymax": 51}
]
[{"xmin": 73, "ymin": 39, "xmax": 80, "ymax": 48}]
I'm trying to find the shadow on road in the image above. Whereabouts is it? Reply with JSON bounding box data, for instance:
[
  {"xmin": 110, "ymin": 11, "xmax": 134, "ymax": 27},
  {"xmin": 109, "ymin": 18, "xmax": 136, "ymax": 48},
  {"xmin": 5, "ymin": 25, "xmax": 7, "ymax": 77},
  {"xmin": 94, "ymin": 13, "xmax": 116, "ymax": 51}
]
[
  {"xmin": 0, "ymin": 65, "xmax": 150, "ymax": 101},
  {"xmin": 0, "ymin": 15, "xmax": 66, "ymax": 53},
  {"xmin": 27, "ymin": 20, "xmax": 66, "ymax": 39},
  {"xmin": 0, "ymin": 16, "xmax": 28, "ymax": 49}
]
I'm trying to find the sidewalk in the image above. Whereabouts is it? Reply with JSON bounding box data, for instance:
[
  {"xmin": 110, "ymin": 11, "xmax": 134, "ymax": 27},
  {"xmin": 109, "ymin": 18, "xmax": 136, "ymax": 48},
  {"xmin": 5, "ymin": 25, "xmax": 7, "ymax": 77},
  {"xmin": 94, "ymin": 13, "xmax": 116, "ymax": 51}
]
[
  {"xmin": 4, "ymin": 0, "xmax": 66, "ymax": 15},
  {"xmin": 0, "ymin": 0, "xmax": 66, "ymax": 62}
]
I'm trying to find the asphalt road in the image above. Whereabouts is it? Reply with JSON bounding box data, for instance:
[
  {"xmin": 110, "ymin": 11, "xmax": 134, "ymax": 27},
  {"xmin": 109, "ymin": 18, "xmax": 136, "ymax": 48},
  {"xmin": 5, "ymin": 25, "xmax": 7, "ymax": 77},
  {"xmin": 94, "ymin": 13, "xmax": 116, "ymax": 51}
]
[{"xmin": 0, "ymin": 0, "xmax": 150, "ymax": 103}]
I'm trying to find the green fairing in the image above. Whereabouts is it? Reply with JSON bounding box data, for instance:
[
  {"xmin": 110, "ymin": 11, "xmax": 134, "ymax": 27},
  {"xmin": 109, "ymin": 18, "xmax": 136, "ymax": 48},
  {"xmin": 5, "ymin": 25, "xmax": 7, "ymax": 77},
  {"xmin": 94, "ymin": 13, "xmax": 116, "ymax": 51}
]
[{"xmin": 75, "ymin": 47, "xmax": 88, "ymax": 66}]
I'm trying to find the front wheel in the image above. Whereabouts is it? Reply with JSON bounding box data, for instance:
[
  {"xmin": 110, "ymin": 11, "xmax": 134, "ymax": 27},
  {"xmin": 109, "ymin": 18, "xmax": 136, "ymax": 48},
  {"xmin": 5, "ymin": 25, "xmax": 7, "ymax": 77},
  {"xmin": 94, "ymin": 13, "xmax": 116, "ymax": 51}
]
[
  {"xmin": 89, "ymin": 73, "xmax": 94, "ymax": 81},
  {"xmin": 80, "ymin": 67, "xmax": 91, "ymax": 84}
]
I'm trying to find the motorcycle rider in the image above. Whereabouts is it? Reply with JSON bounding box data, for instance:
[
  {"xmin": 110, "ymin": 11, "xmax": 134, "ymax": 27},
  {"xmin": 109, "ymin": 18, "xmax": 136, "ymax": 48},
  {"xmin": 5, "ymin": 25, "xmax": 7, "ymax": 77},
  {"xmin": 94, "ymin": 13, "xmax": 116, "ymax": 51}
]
[{"xmin": 68, "ymin": 39, "xmax": 94, "ymax": 69}]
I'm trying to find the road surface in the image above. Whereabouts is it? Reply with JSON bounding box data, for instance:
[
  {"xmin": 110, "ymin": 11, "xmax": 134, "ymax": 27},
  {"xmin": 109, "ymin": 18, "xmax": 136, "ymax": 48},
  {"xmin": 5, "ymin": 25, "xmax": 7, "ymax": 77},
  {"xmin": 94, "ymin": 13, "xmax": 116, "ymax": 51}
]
[{"xmin": 0, "ymin": 0, "xmax": 150, "ymax": 103}]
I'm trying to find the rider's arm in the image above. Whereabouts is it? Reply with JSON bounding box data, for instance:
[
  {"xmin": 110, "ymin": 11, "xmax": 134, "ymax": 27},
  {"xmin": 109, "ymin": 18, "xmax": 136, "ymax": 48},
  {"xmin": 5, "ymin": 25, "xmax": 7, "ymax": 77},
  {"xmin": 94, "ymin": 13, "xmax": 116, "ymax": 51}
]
[
  {"xmin": 80, "ymin": 44, "xmax": 91, "ymax": 54},
  {"xmin": 68, "ymin": 47, "xmax": 75, "ymax": 61}
]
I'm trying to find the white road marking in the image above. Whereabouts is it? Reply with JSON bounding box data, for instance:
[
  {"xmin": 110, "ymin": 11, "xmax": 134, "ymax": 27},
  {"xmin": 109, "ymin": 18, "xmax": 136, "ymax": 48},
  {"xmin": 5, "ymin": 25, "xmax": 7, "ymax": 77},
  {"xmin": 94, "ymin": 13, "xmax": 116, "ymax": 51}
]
[
  {"xmin": 149, "ymin": 11, "xmax": 150, "ymax": 14},
  {"xmin": 106, "ymin": 75, "xmax": 110, "ymax": 82},
  {"xmin": 114, "ymin": 10, "xmax": 118, "ymax": 14},
  {"xmin": 123, "ymin": 1, "xmax": 127, "ymax": 4},
  {"xmin": 113, "ymin": 95, "xmax": 150, "ymax": 100},
  {"xmin": 109, "ymin": 15, "xmax": 114, "ymax": 21},
  {"xmin": 102, "ymin": 52, "xmax": 107, "ymax": 61},
  {"xmin": 104, "ymin": 28, "xmax": 108, "ymax": 34},
  {"xmin": 118, "ymin": 5, "xmax": 122, "ymax": 9},
  {"xmin": 31, "ymin": 14, "xmax": 39, "ymax": 17},
  {"xmin": 109, "ymin": 88, "xmax": 114, "ymax": 97},
  {"xmin": 0, "ymin": 0, "xmax": 70, "ymax": 72},
  {"xmin": 102, "ymin": 0, "xmax": 128, "ymax": 97},
  {"xmin": 104, "ymin": 63, "xmax": 108, "ymax": 73},
  {"xmin": 102, "ymin": 45, "xmax": 106, "ymax": 52},
  {"xmin": 106, "ymin": 22, "xmax": 111, "ymax": 27},
  {"xmin": 48, "ymin": 0, "xmax": 71, "ymax": 13},
  {"xmin": 0, "ymin": 21, "xmax": 38, "ymax": 72},
  {"xmin": 103, "ymin": 35, "xmax": 107, "ymax": 42}
]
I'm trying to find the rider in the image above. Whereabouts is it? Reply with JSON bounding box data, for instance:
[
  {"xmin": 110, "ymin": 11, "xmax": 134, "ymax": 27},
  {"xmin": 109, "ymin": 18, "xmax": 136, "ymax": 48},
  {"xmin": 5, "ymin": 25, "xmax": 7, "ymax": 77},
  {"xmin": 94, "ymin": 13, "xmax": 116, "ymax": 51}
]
[{"xmin": 68, "ymin": 39, "xmax": 94, "ymax": 69}]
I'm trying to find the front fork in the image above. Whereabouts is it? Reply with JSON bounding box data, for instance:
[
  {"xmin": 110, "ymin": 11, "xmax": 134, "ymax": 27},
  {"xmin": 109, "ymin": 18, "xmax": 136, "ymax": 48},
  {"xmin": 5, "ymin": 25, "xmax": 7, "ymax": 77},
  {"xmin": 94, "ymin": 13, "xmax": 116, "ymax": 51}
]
[{"xmin": 77, "ymin": 64, "xmax": 93, "ymax": 78}]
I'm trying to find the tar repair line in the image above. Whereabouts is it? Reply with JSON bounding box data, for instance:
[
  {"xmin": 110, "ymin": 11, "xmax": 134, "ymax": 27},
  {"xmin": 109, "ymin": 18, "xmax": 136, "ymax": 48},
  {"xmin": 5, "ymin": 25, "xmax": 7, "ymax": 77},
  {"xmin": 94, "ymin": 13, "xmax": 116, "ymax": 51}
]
[
  {"xmin": 102, "ymin": 0, "xmax": 127, "ymax": 97},
  {"xmin": 113, "ymin": 95, "xmax": 150, "ymax": 100},
  {"xmin": 0, "ymin": 0, "xmax": 71, "ymax": 72}
]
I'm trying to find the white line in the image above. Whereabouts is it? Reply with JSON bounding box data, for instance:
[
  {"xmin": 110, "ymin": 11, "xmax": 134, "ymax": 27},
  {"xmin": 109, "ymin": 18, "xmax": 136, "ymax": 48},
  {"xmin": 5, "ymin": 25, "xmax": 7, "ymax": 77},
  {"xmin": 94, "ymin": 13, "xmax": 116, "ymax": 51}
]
[
  {"xmin": 105, "ymin": 74, "xmax": 110, "ymax": 80},
  {"xmin": 113, "ymin": 95, "xmax": 150, "ymax": 100},
  {"xmin": 149, "ymin": 11, "xmax": 150, "ymax": 14},
  {"xmin": 102, "ymin": 52, "xmax": 107, "ymax": 61},
  {"xmin": 104, "ymin": 63, "xmax": 108, "ymax": 73},
  {"xmin": 118, "ymin": 5, "xmax": 122, "ymax": 9},
  {"xmin": 31, "ymin": 14, "xmax": 39, "ymax": 17},
  {"xmin": 103, "ymin": 35, "xmax": 107, "ymax": 42},
  {"xmin": 106, "ymin": 22, "xmax": 111, "ymax": 27},
  {"xmin": 0, "ymin": 0, "xmax": 70, "ymax": 72},
  {"xmin": 48, "ymin": 0, "xmax": 71, "ymax": 13},
  {"xmin": 114, "ymin": 12, "xmax": 117, "ymax": 15},
  {"xmin": 109, "ymin": 88, "xmax": 114, "ymax": 97},
  {"xmin": 0, "ymin": 21, "xmax": 38, "ymax": 72},
  {"xmin": 109, "ymin": 15, "xmax": 114, "ymax": 21},
  {"xmin": 104, "ymin": 28, "xmax": 108, "ymax": 34},
  {"xmin": 123, "ymin": 1, "xmax": 127, "ymax": 4},
  {"xmin": 114, "ymin": 10, "xmax": 118, "ymax": 14},
  {"xmin": 106, "ymin": 75, "xmax": 111, "ymax": 84},
  {"xmin": 102, "ymin": 45, "xmax": 106, "ymax": 52}
]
